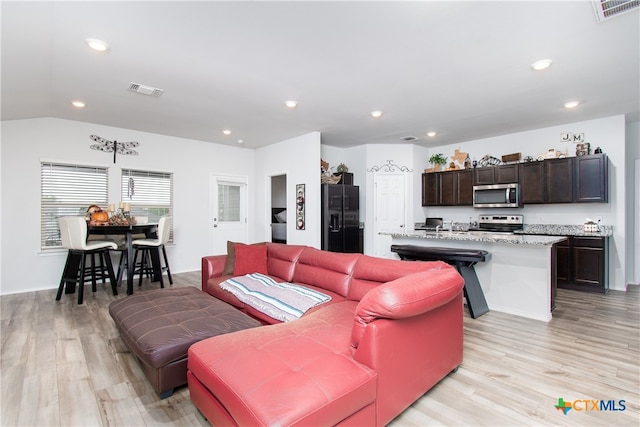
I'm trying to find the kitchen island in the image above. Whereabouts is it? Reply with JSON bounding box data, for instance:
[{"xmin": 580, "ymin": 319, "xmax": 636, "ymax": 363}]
[{"xmin": 384, "ymin": 231, "xmax": 566, "ymax": 322}]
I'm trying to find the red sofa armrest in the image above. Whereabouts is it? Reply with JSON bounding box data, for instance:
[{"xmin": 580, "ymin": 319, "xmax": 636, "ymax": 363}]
[
  {"xmin": 201, "ymin": 255, "xmax": 227, "ymax": 290},
  {"xmin": 351, "ymin": 264, "xmax": 464, "ymax": 348}
]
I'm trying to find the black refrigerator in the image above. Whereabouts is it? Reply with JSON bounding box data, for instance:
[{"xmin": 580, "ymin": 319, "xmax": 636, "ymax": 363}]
[{"xmin": 321, "ymin": 184, "xmax": 361, "ymax": 253}]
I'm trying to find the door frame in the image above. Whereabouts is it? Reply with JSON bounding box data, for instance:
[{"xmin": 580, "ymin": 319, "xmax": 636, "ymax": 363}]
[
  {"xmin": 266, "ymin": 172, "xmax": 288, "ymax": 243},
  {"xmin": 372, "ymin": 171, "xmax": 409, "ymax": 257},
  {"xmin": 209, "ymin": 173, "xmax": 249, "ymax": 255}
]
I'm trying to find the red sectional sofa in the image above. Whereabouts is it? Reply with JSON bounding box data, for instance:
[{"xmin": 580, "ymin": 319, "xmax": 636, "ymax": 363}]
[{"xmin": 188, "ymin": 243, "xmax": 465, "ymax": 426}]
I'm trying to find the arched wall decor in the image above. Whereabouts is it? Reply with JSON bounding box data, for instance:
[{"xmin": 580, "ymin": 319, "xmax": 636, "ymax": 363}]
[{"xmin": 367, "ymin": 160, "xmax": 413, "ymax": 173}]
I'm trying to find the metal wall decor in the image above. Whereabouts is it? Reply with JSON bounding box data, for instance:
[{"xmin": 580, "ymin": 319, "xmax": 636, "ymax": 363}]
[
  {"xmin": 89, "ymin": 134, "xmax": 139, "ymax": 163},
  {"xmin": 296, "ymin": 184, "xmax": 305, "ymax": 230},
  {"xmin": 367, "ymin": 160, "xmax": 413, "ymax": 172}
]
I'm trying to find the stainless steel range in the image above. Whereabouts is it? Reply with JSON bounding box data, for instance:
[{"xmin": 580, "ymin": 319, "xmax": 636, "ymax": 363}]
[{"xmin": 473, "ymin": 214, "xmax": 523, "ymax": 234}]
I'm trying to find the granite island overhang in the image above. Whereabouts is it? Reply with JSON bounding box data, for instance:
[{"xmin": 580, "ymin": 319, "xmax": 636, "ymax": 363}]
[{"xmin": 382, "ymin": 231, "xmax": 567, "ymax": 322}]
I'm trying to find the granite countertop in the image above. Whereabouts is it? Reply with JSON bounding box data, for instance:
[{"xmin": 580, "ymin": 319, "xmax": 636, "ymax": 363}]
[
  {"xmin": 515, "ymin": 224, "xmax": 613, "ymax": 237},
  {"xmin": 384, "ymin": 231, "xmax": 566, "ymax": 246}
]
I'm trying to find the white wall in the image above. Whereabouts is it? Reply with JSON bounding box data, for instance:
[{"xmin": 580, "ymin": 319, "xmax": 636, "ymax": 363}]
[
  {"xmin": 423, "ymin": 115, "xmax": 628, "ymax": 291},
  {"xmin": 0, "ymin": 118, "xmax": 256, "ymax": 295},
  {"xmin": 626, "ymin": 121, "xmax": 640, "ymax": 284},
  {"xmin": 255, "ymin": 132, "xmax": 321, "ymax": 248}
]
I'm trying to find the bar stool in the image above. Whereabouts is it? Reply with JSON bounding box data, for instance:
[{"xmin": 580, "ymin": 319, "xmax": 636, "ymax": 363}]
[
  {"xmin": 56, "ymin": 217, "xmax": 118, "ymax": 304},
  {"xmin": 132, "ymin": 216, "xmax": 173, "ymax": 288}
]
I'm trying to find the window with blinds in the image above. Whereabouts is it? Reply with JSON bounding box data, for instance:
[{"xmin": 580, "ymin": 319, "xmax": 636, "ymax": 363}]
[
  {"xmin": 41, "ymin": 162, "xmax": 108, "ymax": 249},
  {"xmin": 121, "ymin": 169, "xmax": 173, "ymax": 241}
]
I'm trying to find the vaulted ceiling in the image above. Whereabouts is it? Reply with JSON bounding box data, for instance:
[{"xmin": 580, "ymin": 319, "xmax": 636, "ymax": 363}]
[{"xmin": 2, "ymin": 1, "xmax": 638, "ymax": 149}]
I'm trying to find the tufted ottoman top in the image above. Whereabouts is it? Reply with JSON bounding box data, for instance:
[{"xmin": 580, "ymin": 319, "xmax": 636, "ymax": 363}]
[{"xmin": 109, "ymin": 287, "xmax": 262, "ymax": 369}]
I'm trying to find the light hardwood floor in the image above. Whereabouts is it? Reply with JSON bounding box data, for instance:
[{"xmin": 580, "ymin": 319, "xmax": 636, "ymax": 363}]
[{"xmin": 1, "ymin": 273, "xmax": 638, "ymax": 426}]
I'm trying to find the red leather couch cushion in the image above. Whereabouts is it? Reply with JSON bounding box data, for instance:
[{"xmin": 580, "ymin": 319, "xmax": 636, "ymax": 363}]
[
  {"xmin": 351, "ymin": 262, "xmax": 464, "ymax": 347},
  {"xmin": 348, "ymin": 255, "xmax": 447, "ymax": 301},
  {"xmin": 292, "ymin": 247, "xmax": 360, "ymax": 297},
  {"xmin": 266, "ymin": 243, "xmax": 306, "ymax": 281},
  {"xmin": 188, "ymin": 301, "xmax": 377, "ymax": 426}
]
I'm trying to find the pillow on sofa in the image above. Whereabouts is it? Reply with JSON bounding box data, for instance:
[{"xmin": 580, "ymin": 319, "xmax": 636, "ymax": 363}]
[
  {"xmin": 224, "ymin": 241, "xmax": 267, "ymax": 275},
  {"xmin": 233, "ymin": 244, "xmax": 268, "ymax": 276},
  {"xmin": 223, "ymin": 241, "xmax": 244, "ymax": 276}
]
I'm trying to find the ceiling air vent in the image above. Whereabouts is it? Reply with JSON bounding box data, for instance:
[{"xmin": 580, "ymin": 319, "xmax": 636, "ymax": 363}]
[
  {"xmin": 128, "ymin": 82, "xmax": 164, "ymax": 97},
  {"xmin": 592, "ymin": 0, "xmax": 639, "ymax": 22},
  {"xmin": 400, "ymin": 135, "xmax": 418, "ymax": 142}
]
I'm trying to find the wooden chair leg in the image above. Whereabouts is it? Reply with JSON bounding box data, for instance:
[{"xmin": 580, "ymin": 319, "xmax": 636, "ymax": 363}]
[
  {"xmin": 102, "ymin": 250, "xmax": 118, "ymax": 296},
  {"xmin": 89, "ymin": 253, "xmax": 98, "ymax": 292},
  {"xmin": 116, "ymin": 251, "xmax": 126, "ymax": 287},
  {"xmin": 136, "ymin": 249, "xmax": 145, "ymax": 288},
  {"xmin": 78, "ymin": 254, "xmax": 86, "ymax": 305},
  {"xmin": 161, "ymin": 245, "xmax": 172, "ymax": 285},
  {"xmin": 56, "ymin": 250, "xmax": 72, "ymax": 301}
]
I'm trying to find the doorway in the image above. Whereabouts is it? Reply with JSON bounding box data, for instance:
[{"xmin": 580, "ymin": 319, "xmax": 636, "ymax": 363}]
[
  {"xmin": 373, "ymin": 172, "xmax": 407, "ymax": 257},
  {"xmin": 210, "ymin": 174, "xmax": 248, "ymax": 255},
  {"xmin": 270, "ymin": 174, "xmax": 287, "ymax": 243}
]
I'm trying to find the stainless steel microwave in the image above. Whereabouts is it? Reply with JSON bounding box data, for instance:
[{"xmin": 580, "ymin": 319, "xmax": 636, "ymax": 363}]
[{"xmin": 473, "ymin": 183, "xmax": 521, "ymax": 208}]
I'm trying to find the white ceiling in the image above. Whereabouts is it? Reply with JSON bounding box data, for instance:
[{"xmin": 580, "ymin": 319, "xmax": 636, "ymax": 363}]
[{"xmin": 2, "ymin": 1, "xmax": 639, "ymax": 149}]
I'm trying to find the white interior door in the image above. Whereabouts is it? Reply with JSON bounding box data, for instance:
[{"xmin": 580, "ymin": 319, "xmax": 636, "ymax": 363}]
[
  {"xmin": 210, "ymin": 175, "xmax": 248, "ymax": 255},
  {"xmin": 374, "ymin": 173, "xmax": 407, "ymax": 257}
]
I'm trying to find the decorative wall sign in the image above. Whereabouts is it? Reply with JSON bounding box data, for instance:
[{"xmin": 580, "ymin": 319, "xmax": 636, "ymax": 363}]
[
  {"xmin": 295, "ymin": 184, "xmax": 305, "ymax": 230},
  {"xmin": 89, "ymin": 134, "xmax": 139, "ymax": 163}
]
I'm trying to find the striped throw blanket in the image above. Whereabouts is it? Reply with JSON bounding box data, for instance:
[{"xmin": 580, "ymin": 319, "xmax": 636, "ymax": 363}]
[{"xmin": 219, "ymin": 273, "xmax": 331, "ymax": 322}]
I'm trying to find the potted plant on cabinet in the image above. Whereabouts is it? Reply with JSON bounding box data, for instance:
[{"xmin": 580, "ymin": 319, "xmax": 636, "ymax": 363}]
[{"xmin": 429, "ymin": 153, "xmax": 448, "ymax": 172}]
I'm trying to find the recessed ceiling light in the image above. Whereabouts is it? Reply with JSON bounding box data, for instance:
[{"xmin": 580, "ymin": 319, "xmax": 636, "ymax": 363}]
[
  {"xmin": 531, "ymin": 59, "xmax": 552, "ymax": 71},
  {"xmin": 71, "ymin": 100, "xmax": 86, "ymax": 108},
  {"xmin": 427, "ymin": 131, "xmax": 437, "ymax": 137},
  {"xmin": 222, "ymin": 129, "xmax": 232, "ymax": 135},
  {"xmin": 85, "ymin": 38, "xmax": 110, "ymax": 52},
  {"xmin": 370, "ymin": 110, "xmax": 383, "ymax": 118},
  {"xmin": 564, "ymin": 101, "xmax": 580, "ymax": 109},
  {"xmin": 285, "ymin": 100, "xmax": 298, "ymax": 108},
  {"xmin": 237, "ymin": 139, "xmax": 244, "ymax": 144}
]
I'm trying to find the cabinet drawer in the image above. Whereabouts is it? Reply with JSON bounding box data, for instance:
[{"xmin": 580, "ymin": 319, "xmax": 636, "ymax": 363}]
[{"xmin": 573, "ymin": 237, "xmax": 604, "ymax": 248}]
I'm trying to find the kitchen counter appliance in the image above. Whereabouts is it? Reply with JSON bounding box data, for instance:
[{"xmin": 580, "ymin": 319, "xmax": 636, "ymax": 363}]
[
  {"xmin": 473, "ymin": 183, "xmax": 520, "ymax": 208},
  {"xmin": 473, "ymin": 214, "xmax": 524, "ymax": 234}
]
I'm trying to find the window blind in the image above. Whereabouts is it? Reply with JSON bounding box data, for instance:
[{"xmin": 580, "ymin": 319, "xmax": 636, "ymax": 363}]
[
  {"xmin": 41, "ymin": 162, "xmax": 108, "ymax": 249},
  {"xmin": 121, "ymin": 169, "xmax": 173, "ymax": 241}
]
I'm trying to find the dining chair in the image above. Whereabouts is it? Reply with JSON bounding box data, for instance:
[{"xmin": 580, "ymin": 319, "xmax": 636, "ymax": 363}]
[
  {"xmin": 113, "ymin": 216, "xmax": 151, "ymax": 287},
  {"xmin": 56, "ymin": 216, "xmax": 118, "ymax": 304},
  {"xmin": 132, "ymin": 216, "xmax": 173, "ymax": 288}
]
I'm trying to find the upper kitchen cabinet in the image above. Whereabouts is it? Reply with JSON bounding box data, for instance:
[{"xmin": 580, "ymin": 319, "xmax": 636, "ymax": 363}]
[
  {"xmin": 519, "ymin": 154, "xmax": 608, "ymax": 204},
  {"xmin": 545, "ymin": 157, "xmax": 574, "ymax": 203},
  {"xmin": 473, "ymin": 164, "xmax": 518, "ymax": 185},
  {"xmin": 575, "ymin": 154, "xmax": 608, "ymax": 202},
  {"xmin": 421, "ymin": 169, "xmax": 473, "ymax": 206},
  {"xmin": 520, "ymin": 161, "xmax": 545, "ymax": 204}
]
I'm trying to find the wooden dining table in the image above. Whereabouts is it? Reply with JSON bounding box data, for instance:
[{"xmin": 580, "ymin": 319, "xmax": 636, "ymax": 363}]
[{"xmin": 88, "ymin": 223, "xmax": 159, "ymax": 295}]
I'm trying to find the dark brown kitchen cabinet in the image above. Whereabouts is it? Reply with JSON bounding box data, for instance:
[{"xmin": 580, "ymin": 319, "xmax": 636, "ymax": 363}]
[
  {"xmin": 555, "ymin": 236, "xmax": 608, "ymax": 293},
  {"xmin": 421, "ymin": 170, "xmax": 473, "ymax": 206},
  {"xmin": 555, "ymin": 239, "xmax": 570, "ymax": 284},
  {"xmin": 520, "ymin": 158, "xmax": 573, "ymax": 203},
  {"xmin": 421, "ymin": 173, "xmax": 437, "ymax": 206},
  {"xmin": 473, "ymin": 167, "xmax": 495, "ymax": 185},
  {"xmin": 520, "ymin": 161, "xmax": 545, "ymax": 204},
  {"xmin": 545, "ymin": 158, "xmax": 574, "ymax": 203},
  {"xmin": 520, "ymin": 154, "xmax": 607, "ymax": 205},
  {"xmin": 575, "ymin": 154, "xmax": 608, "ymax": 202},
  {"xmin": 473, "ymin": 164, "xmax": 518, "ymax": 185},
  {"xmin": 455, "ymin": 169, "xmax": 473, "ymax": 205}
]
